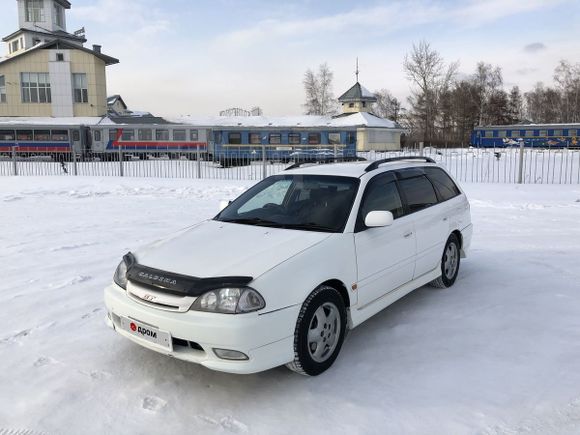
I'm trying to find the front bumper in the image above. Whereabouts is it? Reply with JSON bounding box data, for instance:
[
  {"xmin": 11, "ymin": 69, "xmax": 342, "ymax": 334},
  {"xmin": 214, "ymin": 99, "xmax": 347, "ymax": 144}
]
[{"xmin": 104, "ymin": 283, "xmax": 299, "ymax": 374}]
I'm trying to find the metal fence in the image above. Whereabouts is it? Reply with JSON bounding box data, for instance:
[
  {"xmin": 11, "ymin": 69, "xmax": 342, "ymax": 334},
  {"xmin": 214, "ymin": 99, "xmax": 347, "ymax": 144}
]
[{"xmin": 1, "ymin": 145, "xmax": 580, "ymax": 184}]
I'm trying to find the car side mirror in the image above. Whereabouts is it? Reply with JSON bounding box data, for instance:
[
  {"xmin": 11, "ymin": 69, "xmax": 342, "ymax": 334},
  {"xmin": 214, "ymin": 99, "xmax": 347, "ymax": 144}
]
[
  {"xmin": 218, "ymin": 200, "xmax": 232, "ymax": 212},
  {"xmin": 365, "ymin": 210, "xmax": 394, "ymax": 228}
]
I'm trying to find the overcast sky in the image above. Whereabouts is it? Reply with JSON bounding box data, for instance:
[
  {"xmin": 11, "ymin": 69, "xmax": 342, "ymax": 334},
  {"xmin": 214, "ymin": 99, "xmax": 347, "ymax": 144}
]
[{"xmin": 1, "ymin": 0, "xmax": 579, "ymax": 117}]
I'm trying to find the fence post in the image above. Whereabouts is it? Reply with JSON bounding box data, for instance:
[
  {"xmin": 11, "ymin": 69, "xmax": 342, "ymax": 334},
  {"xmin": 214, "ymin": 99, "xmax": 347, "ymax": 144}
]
[
  {"xmin": 11, "ymin": 146, "xmax": 18, "ymax": 176},
  {"xmin": 72, "ymin": 150, "xmax": 78, "ymax": 176},
  {"xmin": 196, "ymin": 146, "xmax": 201, "ymax": 179},
  {"xmin": 517, "ymin": 139, "xmax": 524, "ymax": 184},
  {"xmin": 419, "ymin": 141, "xmax": 424, "ymax": 157},
  {"xmin": 262, "ymin": 144, "xmax": 266, "ymax": 180},
  {"xmin": 118, "ymin": 146, "xmax": 124, "ymax": 177}
]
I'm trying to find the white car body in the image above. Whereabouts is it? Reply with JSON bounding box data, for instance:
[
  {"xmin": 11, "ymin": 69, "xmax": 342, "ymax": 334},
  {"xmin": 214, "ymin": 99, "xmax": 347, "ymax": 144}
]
[{"xmin": 104, "ymin": 159, "xmax": 472, "ymax": 374}]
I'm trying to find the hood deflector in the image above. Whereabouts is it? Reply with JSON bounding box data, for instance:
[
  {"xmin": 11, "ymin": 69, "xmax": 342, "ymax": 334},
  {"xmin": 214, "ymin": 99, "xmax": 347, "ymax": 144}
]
[{"xmin": 123, "ymin": 253, "xmax": 253, "ymax": 296}]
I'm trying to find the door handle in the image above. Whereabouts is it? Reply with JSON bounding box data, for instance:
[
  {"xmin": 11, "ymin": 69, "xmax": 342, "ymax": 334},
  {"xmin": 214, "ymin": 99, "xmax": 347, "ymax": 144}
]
[{"xmin": 403, "ymin": 232, "xmax": 413, "ymax": 238}]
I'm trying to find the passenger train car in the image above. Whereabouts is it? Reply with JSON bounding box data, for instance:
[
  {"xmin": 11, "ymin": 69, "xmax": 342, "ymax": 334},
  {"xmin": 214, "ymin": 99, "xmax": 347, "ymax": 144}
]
[
  {"xmin": 0, "ymin": 123, "xmax": 85, "ymax": 159},
  {"xmin": 471, "ymin": 124, "xmax": 580, "ymax": 148}
]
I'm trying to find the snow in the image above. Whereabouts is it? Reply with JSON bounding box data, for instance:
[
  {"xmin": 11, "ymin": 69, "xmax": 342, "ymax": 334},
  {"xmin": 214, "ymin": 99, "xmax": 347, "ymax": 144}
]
[
  {"xmin": 170, "ymin": 112, "xmax": 399, "ymax": 129},
  {"xmin": 1, "ymin": 177, "xmax": 580, "ymax": 434}
]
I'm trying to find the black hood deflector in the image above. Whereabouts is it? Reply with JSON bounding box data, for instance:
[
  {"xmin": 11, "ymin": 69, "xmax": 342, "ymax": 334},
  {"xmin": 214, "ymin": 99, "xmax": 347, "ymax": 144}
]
[{"xmin": 123, "ymin": 252, "xmax": 253, "ymax": 296}]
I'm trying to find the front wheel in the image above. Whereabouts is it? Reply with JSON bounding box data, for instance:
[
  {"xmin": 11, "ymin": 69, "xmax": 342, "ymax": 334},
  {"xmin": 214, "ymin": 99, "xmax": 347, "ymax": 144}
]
[
  {"xmin": 430, "ymin": 233, "xmax": 461, "ymax": 288},
  {"xmin": 287, "ymin": 286, "xmax": 347, "ymax": 376}
]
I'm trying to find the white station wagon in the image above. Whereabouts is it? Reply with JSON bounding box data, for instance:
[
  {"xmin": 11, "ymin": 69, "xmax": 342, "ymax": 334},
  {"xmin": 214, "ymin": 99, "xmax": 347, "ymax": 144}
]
[{"xmin": 104, "ymin": 157, "xmax": 472, "ymax": 376}]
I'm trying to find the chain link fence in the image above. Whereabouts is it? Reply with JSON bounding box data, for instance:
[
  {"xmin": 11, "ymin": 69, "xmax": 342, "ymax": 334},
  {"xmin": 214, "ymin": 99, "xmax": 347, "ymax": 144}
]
[{"xmin": 1, "ymin": 145, "xmax": 580, "ymax": 184}]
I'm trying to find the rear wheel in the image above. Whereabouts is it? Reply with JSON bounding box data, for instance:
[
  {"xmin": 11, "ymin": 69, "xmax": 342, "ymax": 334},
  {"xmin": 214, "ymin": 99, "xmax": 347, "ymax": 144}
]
[
  {"xmin": 430, "ymin": 233, "xmax": 461, "ymax": 288},
  {"xmin": 286, "ymin": 286, "xmax": 347, "ymax": 376}
]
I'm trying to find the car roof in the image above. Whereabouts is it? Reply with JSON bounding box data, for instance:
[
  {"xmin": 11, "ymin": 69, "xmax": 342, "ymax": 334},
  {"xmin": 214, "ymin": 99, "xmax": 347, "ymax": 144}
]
[{"xmin": 284, "ymin": 159, "xmax": 439, "ymax": 178}]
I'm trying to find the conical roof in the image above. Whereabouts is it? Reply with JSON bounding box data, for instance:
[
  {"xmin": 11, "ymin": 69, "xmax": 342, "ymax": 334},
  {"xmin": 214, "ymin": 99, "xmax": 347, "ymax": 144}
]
[{"xmin": 338, "ymin": 82, "xmax": 377, "ymax": 103}]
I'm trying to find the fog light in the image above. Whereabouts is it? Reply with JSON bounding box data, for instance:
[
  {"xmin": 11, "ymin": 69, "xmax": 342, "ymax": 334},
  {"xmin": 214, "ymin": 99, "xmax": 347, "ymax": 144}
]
[{"xmin": 213, "ymin": 348, "xmax": 249, "ymax": 361}]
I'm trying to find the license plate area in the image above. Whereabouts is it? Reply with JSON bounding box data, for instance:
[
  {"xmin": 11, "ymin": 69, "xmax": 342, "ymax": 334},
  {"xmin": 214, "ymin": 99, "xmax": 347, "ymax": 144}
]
[{"xmin": 119, "ymin": 316, "xmax": 172, "ymax": 351}]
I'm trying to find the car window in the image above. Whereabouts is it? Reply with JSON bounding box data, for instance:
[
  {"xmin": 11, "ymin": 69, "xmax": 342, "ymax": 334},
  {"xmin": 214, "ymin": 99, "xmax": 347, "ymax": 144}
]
[
  {"xmin": 424, "ymin": 167, "xmax": 460, "ymax": 201},
  {"xmin": 356, "ymin": 173, "xmax": 404, "ymax": 231},
  {"xmin": 217, "ymin": 175, "xmax": 360, "ymax": 233},
  {"xmin": 397, "ymin": 175, "xmax": 438, "ymax": 213},
  {"xmin": 238, "ymin": 180, "xmax": 292, "ymax": 214}
]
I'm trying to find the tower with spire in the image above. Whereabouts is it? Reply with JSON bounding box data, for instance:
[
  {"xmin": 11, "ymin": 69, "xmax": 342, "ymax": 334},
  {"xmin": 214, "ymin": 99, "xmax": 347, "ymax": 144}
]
[
  {"xmin": 337, "ymin": 58, "xmax": 377, "ymax": 114},
  {"xmin": 0, "ymin": 0, "xmax": 119, "ymax": 117}
]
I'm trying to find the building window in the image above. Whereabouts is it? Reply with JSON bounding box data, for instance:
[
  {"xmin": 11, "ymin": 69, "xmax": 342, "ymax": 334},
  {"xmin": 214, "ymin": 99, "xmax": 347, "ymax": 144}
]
[
  {"xmin": 328, "ymin": 132, "xmax": 341, "ymax": 145},
  {"xmin": 269, "ymin": 133, "xmax": 281, "ymax": 144},
  {"xmin": 347, "ymin": 132, "xmax": 356, "ymax": 144},
  {"xmin": 156, "ymin": 129, "xmax": 169, "ymax": 141},
  {"xmin": 288, "ymin": 133, "xmax": 301, "ymax": 144},
  {"xmin": 190, "ymin": 130, "xmax": 198, "ymax": 141},
  {"xmin": 138, "ymin": 129, "xmax": 152, "ymax": 141},
  {"xmin": 54, "ymin": 3, "xmax": 64, "ymax": 27},
  {"xmin": 228, "ymin": 132, "xmax": 242, "ymax": 144},
  {"xmin": 21, "ymin": 73, "xmax": 51, "ymax": 103},
  {"xmin": 73, "ymin": 73, "xmax": 88, "ymax": 103},
  {"xmin": 173, "ymin": 129, "xmax": 186, "ymax": 141},
  {"xmin": 0, "ymin": 75, "xmax": 6, "ymax": 103},
  {"xmin": 308, "ymin": 133, "xmax": 321, "ymax": 144},
  {"xmin": 26, "ymin": 0, "xmax": 45, "ymax": 22},
  {"xmin": 249, "ymin": 133, "xmax": 261, "ymax": 144},
  {"xmin": 11, "ymin": 40, "xmax": 20, "ymax": 53},
  {"xmin": 348, "ymin": 103, "xmax": 354, "ymax": 108},
  {"xmin": 56, "ymin": 53, "xmax": 64, "ymax": 61}
]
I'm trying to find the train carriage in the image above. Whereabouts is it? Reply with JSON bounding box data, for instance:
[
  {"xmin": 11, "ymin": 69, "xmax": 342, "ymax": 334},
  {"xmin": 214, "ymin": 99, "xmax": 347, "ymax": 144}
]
[
  {"xmin": 88, "ymin": 124, "xmax": 210, "ymax": 160},
  {"xmin": 0, "ymin": 123, "xmax": 86, "ymax": 160},
  {"xmin": 471, "ymin": 124, "xmax": 580, "ymax": 148}
]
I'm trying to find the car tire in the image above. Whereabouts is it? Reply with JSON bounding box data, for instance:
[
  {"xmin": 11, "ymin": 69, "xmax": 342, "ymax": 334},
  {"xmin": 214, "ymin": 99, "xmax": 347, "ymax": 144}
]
[
  {"xmin": 286, "ymin": 285, "xmax": 347, "ymax": 376},
  {"xmin": 430, "ymin": 233, "xmax": 461, "ymax": 288}
]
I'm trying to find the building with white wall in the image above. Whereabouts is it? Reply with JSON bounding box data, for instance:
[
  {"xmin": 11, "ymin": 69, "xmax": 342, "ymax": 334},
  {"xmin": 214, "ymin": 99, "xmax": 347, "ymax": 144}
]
[{"xmin": 0, "ymin": 0, "xmax": 118, "ymax": 117}]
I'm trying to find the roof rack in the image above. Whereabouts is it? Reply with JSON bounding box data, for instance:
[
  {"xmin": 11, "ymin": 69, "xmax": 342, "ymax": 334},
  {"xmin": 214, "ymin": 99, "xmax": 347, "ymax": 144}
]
[
  {"xmin": 285, "ymin": 156, "xmax": 366, "ymax": 171},
  {"xmin": 364, "ymin": 156, "xmax": 436, "ymax": 172}
]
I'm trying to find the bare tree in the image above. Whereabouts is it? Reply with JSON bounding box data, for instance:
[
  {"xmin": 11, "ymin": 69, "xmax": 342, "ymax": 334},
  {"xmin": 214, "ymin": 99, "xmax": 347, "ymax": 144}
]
[
  {"xmin": 403, "ymin": 40, "xmax": 458, "ymax": 144},
  {"xmin": 473, "ymin": 62, "xmax": 503, "ymax": 125},
  {"xmin": 554, "ymin": 60, "xmax": 580, "ymax": 122},
  {"xmin": 373, "ymin": 89, "xmax": 402, "ymax": 121},
  {"xmin": 303, "ymin": 63, "xmax": 338, "ymax": 115}
]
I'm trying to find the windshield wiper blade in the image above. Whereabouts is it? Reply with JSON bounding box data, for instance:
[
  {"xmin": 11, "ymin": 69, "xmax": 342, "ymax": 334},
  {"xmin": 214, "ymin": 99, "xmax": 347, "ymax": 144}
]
[
  {"xmin": 281, "ymin": 223, "xmax": 336, "ymax": 232},
  {"xmin": 220, "ymin": 217, "xmax": 281, "ymax": 227}
]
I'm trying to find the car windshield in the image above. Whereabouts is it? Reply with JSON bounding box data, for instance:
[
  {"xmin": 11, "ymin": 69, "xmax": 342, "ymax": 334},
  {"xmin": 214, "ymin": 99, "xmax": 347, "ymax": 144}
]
[{"xmin": 216, "ymin": 174, "xmax": 360, "ymax": 233}]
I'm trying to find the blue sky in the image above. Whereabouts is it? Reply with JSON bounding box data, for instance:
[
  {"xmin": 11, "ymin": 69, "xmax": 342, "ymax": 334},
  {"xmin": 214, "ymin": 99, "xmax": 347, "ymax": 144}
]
[{"xmin": 1, "ymin": 0, "xmax": 579, "ymax": 116}]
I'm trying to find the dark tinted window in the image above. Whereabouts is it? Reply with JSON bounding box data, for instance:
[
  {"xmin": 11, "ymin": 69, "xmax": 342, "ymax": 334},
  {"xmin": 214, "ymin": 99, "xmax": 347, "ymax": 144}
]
[
  {"xmin": 228, "ymin": 132, "xmax": 241, "ymax": 144},
  {"xmin": 357, "ymin": 173, "xmax": 404, "ymax": 231},
  {"xmin": 398, "ymin": 175, "xmax": 438, "ymax": 213},
  {"xmin": 424, "ymin": 167, "xmax": 460, "ymax": 201}
]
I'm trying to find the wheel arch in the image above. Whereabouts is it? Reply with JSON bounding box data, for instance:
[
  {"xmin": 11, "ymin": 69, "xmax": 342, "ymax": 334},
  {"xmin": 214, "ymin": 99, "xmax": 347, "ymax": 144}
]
[
  {"xmin": 319, "ymin": 279, "xmax": 351, "ymax": 308},
  {"xmin": 451, "ymin": 229, "xmax": 465, "ymax": 257}
]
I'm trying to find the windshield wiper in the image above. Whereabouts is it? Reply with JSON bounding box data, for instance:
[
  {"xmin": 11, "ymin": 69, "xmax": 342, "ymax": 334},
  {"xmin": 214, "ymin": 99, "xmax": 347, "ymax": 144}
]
[
  {"xmin": 281, "ymin": 223, "xmax": 336, "ymax": 233},
  {"xmin": 220, "ymin": 217, "xmax": 281, "ymax": 227}
]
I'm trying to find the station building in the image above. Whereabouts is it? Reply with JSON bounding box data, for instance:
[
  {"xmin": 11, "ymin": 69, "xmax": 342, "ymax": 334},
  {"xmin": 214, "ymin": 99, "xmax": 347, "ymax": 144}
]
[{"xmin": 0, "ymin": 0, "xmax": 119, "ymax": 118}]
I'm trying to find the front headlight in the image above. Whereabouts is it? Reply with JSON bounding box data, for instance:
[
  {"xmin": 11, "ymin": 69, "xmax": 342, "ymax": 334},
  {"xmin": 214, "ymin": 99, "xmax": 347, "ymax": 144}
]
[
  {"xmin": 113, "ymin": 260, "xmax": 128, "ymax": 289},
  {"xmin": 190, "ymin": 287, "xmax": 265, "ymax": 314}
]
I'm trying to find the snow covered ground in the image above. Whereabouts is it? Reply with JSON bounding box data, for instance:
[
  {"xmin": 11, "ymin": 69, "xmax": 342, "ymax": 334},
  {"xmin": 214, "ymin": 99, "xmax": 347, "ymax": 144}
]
[{"xmin": 1, "ymin": 177, "xmax": 580, "ymax": 435}]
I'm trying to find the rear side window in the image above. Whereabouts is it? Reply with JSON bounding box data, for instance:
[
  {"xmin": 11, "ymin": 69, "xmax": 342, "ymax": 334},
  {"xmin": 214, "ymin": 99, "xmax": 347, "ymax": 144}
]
[
  {"xmin": 398, "ymin": 175, "xmax": 438, "ymax": 213},
  {"xmin": 424, "ymin": 167, "xmax": 460, "ymax": 202}
]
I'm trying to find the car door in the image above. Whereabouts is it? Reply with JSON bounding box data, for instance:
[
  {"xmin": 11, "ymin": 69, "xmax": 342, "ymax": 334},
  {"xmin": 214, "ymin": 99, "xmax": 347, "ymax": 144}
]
[
  {"xmin": 396, "ymin": 168, "xmax": 448, "ymax": 279},
  {"xmin": 354, "ymin": 172, "xmax": 416, "ymax": 308}
]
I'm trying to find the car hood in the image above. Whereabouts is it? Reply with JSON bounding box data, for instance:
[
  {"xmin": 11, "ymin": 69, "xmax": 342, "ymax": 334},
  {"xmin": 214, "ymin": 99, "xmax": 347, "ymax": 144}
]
[{"xmin": 135, "ymin": 219, "xmax": 332, "ymax": 279}]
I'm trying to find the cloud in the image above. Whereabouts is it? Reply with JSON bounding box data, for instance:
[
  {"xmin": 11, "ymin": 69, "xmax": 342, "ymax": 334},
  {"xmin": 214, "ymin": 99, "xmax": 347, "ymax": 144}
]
[
  {"xmin": 516, "ymin": 67, "xmax": 540, "ymax": 75},
  {"xmin": 211, "ymin": 0, "xmax": 567, "ymax": 50},
  {"xmin": 524, "ymin": 42, "xmax": 547, "ymax": 53}
]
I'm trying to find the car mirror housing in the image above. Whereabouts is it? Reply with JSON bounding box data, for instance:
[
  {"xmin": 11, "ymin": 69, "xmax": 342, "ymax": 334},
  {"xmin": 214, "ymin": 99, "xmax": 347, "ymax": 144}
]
[{"xmin": 365, "ymin": 211, "xmax": 394, "ymax": 228}]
